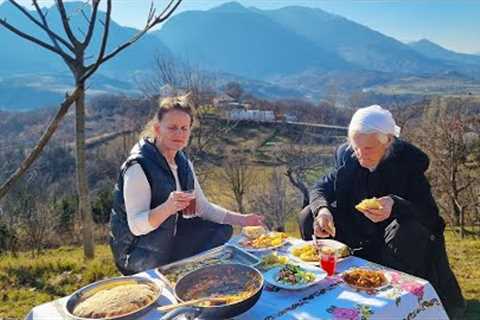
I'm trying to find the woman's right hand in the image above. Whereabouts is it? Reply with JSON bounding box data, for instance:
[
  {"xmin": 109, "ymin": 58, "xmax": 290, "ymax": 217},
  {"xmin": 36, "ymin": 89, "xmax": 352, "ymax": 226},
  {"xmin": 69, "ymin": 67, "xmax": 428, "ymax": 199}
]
[
  {"xmin": 314, "ymin": 208, "xmax": 336, "ymax": 238},
  {"xmin": 164, "ymin": 191, "xmax": 194, "ymax": 215}
]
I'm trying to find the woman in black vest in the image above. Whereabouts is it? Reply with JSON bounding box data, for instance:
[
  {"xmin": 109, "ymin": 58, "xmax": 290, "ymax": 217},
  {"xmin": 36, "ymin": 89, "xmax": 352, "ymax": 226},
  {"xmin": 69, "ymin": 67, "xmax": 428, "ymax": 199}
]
[{"xmin": 110, "ymin": 94, "xmax": 264, "ymax": 275}]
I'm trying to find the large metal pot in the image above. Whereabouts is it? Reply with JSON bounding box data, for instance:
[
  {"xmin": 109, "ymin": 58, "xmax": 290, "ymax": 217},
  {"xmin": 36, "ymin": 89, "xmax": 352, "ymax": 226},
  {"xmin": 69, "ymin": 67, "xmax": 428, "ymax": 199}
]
[
  {"xmin": 64, "ymin": 276, "xmax": 164, "ymax": 320},
  {"xmin": 160, "ymin": 263, "xmax": 264, "ymax": 320}
]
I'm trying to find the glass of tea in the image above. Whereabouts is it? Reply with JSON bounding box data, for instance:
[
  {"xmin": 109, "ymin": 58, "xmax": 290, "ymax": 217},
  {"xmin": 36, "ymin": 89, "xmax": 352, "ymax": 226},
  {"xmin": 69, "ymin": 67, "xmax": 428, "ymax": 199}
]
[
  {"xmin": 181, "ymin": 189, "xmax": 196, "ymax": 219},
  {"xmin": 319, "ymin": 247, "xmax": 337, "ymax": 276}
]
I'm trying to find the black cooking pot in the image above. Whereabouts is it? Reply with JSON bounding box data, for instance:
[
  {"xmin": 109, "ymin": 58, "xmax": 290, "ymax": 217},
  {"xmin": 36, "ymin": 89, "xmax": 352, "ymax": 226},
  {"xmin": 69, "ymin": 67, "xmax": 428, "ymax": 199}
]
[{"xmin": 160, "ymin": 263, "xmax": 263, "ymax": 320}]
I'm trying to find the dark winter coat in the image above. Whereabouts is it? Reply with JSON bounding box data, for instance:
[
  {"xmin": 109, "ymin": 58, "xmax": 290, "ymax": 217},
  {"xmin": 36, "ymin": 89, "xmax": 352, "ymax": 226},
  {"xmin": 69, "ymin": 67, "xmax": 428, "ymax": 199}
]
[{"xmin": 309, "ymin": 139, "xmax": 464, "ymax": 317}]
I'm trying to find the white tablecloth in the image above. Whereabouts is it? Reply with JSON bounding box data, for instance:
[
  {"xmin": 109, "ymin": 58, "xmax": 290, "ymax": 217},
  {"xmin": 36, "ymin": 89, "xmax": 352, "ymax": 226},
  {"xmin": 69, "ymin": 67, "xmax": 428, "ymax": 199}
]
[{"xmin": 27, "ymin": 238, "xmax": 449, "ymax": 320}]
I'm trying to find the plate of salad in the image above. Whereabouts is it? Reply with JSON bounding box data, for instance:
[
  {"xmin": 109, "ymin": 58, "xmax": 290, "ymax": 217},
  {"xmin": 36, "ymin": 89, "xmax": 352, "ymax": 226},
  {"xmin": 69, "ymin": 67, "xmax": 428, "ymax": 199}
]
[{"xmin": 264, "ymin": 263, "xmax": 326, "ymax": 290}]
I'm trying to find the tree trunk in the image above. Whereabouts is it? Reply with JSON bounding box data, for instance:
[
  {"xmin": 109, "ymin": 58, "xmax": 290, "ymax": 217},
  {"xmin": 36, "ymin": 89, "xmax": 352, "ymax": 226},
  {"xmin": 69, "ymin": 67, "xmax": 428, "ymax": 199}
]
[
  {"xmin": 460, "ymin": 208, "xmax": 465, "ymax": 239},
  {"xmin": 75, "ymin": 81, "xmax": 95, "ymax": 259},
  {"xmin": 235, "ymin": 194, "xmax": 245, "ymax": 214},
  {"xmin": 285, "ymin": 170, "xmax": 309, "ymax": 208},
  {"xmin": 0, "ymin": 88, "xmax": 80, "ymax": 200}
]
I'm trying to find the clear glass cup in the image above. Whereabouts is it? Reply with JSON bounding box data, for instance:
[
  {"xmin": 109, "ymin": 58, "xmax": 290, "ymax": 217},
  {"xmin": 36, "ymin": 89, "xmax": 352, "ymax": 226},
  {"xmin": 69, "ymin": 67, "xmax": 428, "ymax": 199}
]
[{"xmin": 181, "ymin": 189, "xmax": 196, "ymax": 219}]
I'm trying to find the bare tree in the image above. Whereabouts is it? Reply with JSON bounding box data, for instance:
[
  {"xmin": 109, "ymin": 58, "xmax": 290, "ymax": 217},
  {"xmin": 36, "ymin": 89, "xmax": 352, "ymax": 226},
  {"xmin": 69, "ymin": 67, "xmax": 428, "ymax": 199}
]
[
  {"xmin": 219, "ymin": 157, "xmax": 256, "ymax": 214},
  {"xmin": 409, "ymin": 98, "xmax": 480, "ymax": 238},
  {"xmin": 0, "ymin": 0, "xmax": 183, "ymax": 258},
  {"xmin": 273, "ymin": 132, "xmax": 335, "ymax": 207},
  {"xmin": 251, "ymin": 167, "xmax": 299, "ymax": 231},
  {"xmin": 140, "ymin": 55, "xmax": 239, "ymax": 177}
]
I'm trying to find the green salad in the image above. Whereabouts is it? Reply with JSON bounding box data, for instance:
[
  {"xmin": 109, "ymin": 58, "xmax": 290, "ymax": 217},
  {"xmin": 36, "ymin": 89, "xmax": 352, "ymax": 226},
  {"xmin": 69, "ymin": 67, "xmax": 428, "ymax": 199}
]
[{"xmin": 275, "ymin": 263, "xmax": 316, "ymax": 285}]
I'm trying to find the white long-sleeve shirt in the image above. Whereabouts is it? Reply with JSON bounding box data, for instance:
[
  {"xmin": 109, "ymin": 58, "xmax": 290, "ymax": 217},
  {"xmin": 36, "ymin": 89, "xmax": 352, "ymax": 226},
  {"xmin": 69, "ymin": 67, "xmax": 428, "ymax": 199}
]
[{"xmin": 123, "ymin": 161, "xmax": 229, "ymax": 236}]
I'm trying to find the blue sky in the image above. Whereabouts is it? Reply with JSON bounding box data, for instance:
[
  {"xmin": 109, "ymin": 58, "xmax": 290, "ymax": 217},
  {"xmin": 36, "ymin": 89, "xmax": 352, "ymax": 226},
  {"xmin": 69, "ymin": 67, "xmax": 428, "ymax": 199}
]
[{"xmin": 3, "ymin": 0, "xmax": 480, "ymax": 54}]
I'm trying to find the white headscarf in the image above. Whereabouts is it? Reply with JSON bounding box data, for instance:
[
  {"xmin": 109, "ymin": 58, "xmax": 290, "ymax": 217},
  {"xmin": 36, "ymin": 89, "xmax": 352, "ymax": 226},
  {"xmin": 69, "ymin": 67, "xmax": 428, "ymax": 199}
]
[{"xmin": 348, "ymin": 105, "xmax": 401, "ymax": 138}]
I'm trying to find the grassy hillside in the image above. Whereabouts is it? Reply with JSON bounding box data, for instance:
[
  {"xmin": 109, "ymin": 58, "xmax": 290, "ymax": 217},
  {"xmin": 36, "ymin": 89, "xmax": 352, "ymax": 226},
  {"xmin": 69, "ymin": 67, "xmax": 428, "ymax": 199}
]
[{"xmin": 0, "ymin": 227, "xmax": 478, "ymax": 319}]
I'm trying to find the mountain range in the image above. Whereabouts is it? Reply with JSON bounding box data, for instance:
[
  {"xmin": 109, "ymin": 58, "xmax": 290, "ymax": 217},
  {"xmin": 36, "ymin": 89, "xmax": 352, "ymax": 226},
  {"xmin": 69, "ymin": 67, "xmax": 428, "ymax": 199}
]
[{"xmin": 1, "ymin": 1, "xmax": 479, "ymax": 109}]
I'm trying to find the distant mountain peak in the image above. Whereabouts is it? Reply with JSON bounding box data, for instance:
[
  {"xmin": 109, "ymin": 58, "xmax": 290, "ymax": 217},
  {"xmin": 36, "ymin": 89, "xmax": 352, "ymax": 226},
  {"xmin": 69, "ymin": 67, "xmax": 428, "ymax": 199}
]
[
  {"xmin": 210, "ymin": 1, "xmax": 249, "ymax": 14},
  {"xmin": 410, "ymin": 38, "xmax": 442, "ymax": 48},
  {"xmin": 409, "ymin": 38, "xmax": 457, "ymax": 55}
]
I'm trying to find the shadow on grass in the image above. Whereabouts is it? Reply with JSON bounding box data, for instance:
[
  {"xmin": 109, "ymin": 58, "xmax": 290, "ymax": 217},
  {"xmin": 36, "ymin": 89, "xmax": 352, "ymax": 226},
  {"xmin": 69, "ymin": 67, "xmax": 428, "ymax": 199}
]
[{"xmin": 465, "ymin": 299, "xmax": 480, "ymax": 320}]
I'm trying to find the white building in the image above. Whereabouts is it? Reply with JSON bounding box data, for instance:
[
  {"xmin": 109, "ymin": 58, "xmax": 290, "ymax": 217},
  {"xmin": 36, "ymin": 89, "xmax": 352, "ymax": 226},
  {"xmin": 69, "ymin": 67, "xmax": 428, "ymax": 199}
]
[{"xmin": 228, "ymin": 109, "xmax": 275, "ymax": 122}]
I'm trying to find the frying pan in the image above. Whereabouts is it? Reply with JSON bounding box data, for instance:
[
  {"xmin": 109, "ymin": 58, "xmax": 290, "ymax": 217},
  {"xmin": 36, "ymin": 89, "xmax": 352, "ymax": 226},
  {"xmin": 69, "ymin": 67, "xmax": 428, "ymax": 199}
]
[{"xmin": 160, "ymin": 263, "xmax": 263, "ymax": 320}]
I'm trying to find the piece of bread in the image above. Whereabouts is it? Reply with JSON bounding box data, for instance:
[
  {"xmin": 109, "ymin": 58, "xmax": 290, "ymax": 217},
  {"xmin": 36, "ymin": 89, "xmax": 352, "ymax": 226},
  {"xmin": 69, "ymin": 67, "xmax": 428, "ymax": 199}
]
[
  {"xmin": 242, "ymin": 226, "xmax": 266, "ymax": 239},
  {"xmin": 72, "ymin": 283, "xmax": 156, "ymax": 318},
  {"xmin": 355, "ymin": 197, "xmax": 381, "ymax": 211}
]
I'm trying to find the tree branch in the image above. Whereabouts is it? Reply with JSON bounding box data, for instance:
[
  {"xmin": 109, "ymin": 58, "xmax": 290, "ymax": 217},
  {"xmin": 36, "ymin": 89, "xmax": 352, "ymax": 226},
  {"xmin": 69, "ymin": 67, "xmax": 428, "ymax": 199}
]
[
  {"xmin": 0, "ymin": 88, "xmax": 82, "ymax": 200},
  {"xmin": 0, "ymin": 18, "xmax": 74, "ymax": 63},
  {"xmin": 458, "ymin": 177, "xmax": 478, "ymax": 194},
  {"xmin": 82, "ymin": 0, "xmax": 183, "ymax": 81},
  {"xmin": 55, "ymin": 0, "xmax": 80, "ymax": 46},
  {"xmin": 7, "ymin": 0, "xmax": 75, "ymax": 53},
  {"xmin": 81, "ymin": 0, "xmax": 111, "ymax": 81},
  {"xmin": 82, "ymin": 0, "xmax": 100, "ymax": 47}
]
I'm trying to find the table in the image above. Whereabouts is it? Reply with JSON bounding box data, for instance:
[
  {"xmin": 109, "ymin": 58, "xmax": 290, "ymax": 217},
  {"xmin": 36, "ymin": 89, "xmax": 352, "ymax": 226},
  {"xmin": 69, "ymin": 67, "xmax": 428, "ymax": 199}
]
[{"xmin": 27, "ymin": 237, "xmax": 449, "ymax": 320}]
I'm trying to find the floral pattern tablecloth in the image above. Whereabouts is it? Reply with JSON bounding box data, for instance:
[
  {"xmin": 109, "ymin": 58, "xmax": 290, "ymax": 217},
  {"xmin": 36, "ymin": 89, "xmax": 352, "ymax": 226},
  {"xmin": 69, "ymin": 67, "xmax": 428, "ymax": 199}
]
[
  {"xmin": 27, "ymin": 237, "xmax": 449, "ymax": 320},
  {"xmin": 234, "ymin": 238, "xmax": 448, "ymax": 320}
]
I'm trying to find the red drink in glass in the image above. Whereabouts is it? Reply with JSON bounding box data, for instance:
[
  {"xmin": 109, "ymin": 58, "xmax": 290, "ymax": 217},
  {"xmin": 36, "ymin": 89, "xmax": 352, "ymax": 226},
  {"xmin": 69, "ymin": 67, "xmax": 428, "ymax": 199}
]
[
  {"xmin": 182, "ymin": 190, "xmax": 196, "ymax": 219},
  {"xmin": 320, "ymin": 249, "xmax": 337, "ymax": 276}
]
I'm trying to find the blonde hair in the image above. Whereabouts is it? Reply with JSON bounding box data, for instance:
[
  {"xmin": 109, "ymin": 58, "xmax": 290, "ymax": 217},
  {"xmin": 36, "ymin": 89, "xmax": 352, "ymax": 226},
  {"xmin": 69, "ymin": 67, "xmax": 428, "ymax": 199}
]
[{"xmin": 140, "ymin": 93, "xmax": 195, "ymax": 139}]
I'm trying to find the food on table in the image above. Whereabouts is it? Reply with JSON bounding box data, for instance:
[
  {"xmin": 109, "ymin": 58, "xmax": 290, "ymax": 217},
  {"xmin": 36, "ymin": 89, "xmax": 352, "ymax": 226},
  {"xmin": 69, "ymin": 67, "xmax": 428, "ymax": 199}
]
[
  {"xmin": 163, "ymin": 257, "xmax": 222, "ymax": 284},
  {"xmin": 258, "ymin": 252, "xmax": 289, "ymax": 270},
  {"xmin": 355, "ymin": 197, "xmax": 382, "ymax": 211},
  {"xmin": 342, "ymin": 268, "xmax": 388, "ymax": 289},
  {"xmin": 275, "ymin": 264, "xmax": 316, "ymax": 286},
  {"xmin": 240, "ymin": 232, "xmax": 288, "ymax": 249},
  {"xmin": 72, "ymin": 283, "xmax": 157, "ymax": 318},
  {"xmin": 242, "ymin": 226, "xmax": 266, "ymax": 239},
  {"xmin": 183, "ymin": 269, "xmax": 260, "ymax": 307},
  {"xmin": 293, "ymin": 241, "xmax": 350, "ymax": 262},
  {"xmin": 195, "ymin": 291, "xmax": 254, "ymax": 307},
  {"xmin": 292, "ymin": 243, "xmax": 318, "ymax": 262}
]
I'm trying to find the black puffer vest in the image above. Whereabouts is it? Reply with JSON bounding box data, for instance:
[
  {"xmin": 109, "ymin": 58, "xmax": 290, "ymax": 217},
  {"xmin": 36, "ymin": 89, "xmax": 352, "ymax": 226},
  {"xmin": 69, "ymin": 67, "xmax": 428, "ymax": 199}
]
[{"xmin": 109, "ymin": 139, "xmax": 194, "ymax": 272}]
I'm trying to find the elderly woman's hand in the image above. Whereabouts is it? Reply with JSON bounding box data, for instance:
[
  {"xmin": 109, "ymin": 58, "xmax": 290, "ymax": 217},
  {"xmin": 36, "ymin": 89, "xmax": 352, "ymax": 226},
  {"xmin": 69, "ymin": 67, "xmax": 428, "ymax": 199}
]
[
  {"xmin": 314, "ymin": 208, "xmax": 336, "ymax": 238},
  {"xmin": 361, "ymin": 196, "xmax": 394, "ymax": 223}
]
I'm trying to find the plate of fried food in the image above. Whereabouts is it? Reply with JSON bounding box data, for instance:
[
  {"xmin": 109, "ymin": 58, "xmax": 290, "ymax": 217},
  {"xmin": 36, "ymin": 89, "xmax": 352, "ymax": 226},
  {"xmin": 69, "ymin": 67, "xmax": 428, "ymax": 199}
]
[
  {"xmin": 264, "ymin": 263, "xmax": 326, "ymax": 290},
  {"xmin": 238, "ymin": 229, "xmax": 288, "ymax": 252},
  {"xmin": 291, "ymin": 240, "xmax": 350, "ymax": 265},
  {"xmin": 342, "ymin": 268, "xmax": 390, "ymax": 291}
]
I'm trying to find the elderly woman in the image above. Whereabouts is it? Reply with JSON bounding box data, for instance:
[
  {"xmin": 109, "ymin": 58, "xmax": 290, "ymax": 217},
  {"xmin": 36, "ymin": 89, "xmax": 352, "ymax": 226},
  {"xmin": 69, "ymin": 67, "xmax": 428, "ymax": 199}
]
[
  {"xmin": 110, "ymin": 94, "xmax": 264, "ymax": 275},
  {"xmin": 298, "ymin": 105, "xmax": 464, "ymax": 318}
]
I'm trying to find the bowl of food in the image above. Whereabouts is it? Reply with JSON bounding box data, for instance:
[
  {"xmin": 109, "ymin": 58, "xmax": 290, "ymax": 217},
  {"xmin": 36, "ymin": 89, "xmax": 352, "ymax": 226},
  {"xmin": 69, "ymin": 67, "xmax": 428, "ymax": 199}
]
[
  {"xmin": 342, "ymin": 268, "xmax": 389, "ymax": 291},
  {"xmin": 64, "ymin": 276, "xmax": 163, "ymax": 320}
]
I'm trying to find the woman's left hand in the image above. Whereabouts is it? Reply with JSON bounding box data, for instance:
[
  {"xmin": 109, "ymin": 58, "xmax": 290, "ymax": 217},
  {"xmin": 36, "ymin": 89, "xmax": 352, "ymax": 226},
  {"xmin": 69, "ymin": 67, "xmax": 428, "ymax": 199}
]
[
  {"xmin": 242, "ymin": 213, "xmax": 265, "ymax": 227},
  {"xmin": 363, "ymin": 196, "xmax": 394, "ymax": 223}
]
